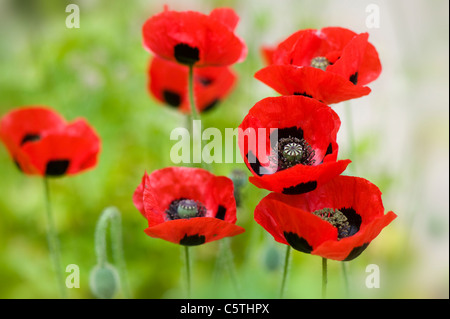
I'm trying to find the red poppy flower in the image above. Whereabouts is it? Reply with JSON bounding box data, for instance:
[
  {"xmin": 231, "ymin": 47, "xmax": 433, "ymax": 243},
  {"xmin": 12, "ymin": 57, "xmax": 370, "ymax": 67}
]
[
  {"xmin": 256, "ymin": 27, "xmax": 381, "ymax": 104},
  {"xmin": 148, "ymin": 56, "xmax": 237, "ymax": 113},
  {"xmin": 254, "ymin": 175, "xmax": 397, "ymax": 261},
  {"xmin": 0, "ymin": 107, "xmax": 100, "ymax": 177},
  {"xmin": 238, "ymin": 95, "xmax": 351, "ymax": 194},
  {"xmin": 132, "ymin": 167, "xmax": 245, "ymax": 246},
  {"xmin": 142, "ymin": 7, "xmax": 247, "ymax": 67}
]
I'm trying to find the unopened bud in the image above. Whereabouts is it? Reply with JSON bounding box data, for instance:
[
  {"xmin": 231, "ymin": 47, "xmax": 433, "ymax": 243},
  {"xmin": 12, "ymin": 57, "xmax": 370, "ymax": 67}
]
[{"xmin": 89, "ymin": 263, "xmax": 120, "ymax": 299}]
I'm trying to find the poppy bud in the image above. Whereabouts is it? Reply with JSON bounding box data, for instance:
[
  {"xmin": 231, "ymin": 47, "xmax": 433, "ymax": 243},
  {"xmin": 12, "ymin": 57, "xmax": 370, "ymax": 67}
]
[{"xmin": 89, "ymin": 263, "xmax": 120, "ymax": 299}]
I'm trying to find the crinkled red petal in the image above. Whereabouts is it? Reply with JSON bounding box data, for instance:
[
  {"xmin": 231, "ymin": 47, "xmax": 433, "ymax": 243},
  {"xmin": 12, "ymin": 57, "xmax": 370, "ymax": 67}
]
[
  {"xmin": 259, "ymin": 176, "xmax": 397, "ymax": 260},
  {"xmin": 209, "ymin": 8, "xmax": 239, "ymax": 31},
  {"xmin": 148, "ymin": 56, "xmax": 236, "ymax": 113},
  {"xmin": 312, "ymin": 211, "xmax": 396, "ymax": 260},
  {"xmin": 142, "ymin": 9, "xmax": 246, "ymax": 66},
  {"xmin": 144, "ymin": 217, "xmax": 245, "ymax": 246},
  {"xmin": 248, "ymin": 159, "xmax": 351, "ymax": 194},
  {"xmin": 254, "ymin": 65, "xmax": 371, "ymax": 104},
  {"xmin": 134, "ymin": 167, "xmax": 237, "ymax": 227},
  {"xmin": 20, "ymin": 119, "xmax": 100, "ymax": 176},
  {"xmin": 326, "ymin": 33, "xmax": 369, "ymax": 81},
  {"xmin": 254, "ymin": 193, "xmax": 338, "ymax": 249}
]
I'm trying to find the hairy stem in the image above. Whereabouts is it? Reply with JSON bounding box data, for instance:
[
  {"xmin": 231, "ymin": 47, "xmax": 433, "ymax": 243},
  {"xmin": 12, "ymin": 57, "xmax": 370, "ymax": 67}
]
[
  {"xmin": 322, "ymin": 257, "xmax": 328, "ymax": 299},
  {"xmin": 279, "ymin": 245, "xmax": 291, "ymax": 298},
  {"xmin": 184, "ymin": 246, "xmax": 191, "ymax": 298},
  {"xmin": 94, "ymin": 206, "xmax": 131, "ymax": 298},
  {"xmin": 43, "ymin": 178, "xmax": 66, "ymax": 299}
]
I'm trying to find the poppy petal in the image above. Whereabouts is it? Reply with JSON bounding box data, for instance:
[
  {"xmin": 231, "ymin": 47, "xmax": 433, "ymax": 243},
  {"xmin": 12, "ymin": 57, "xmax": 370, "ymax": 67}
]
[
  {"xmin": 312, "ymin": 211, "xmax": 397, "ymax": 260},
  {"xmin": 144, "ymin": 217, "xmax": 245, "ymax": 246},
  {"xmin": 254, "ymin": 175, "xmax": 397, "ymax": 261},
  {"xmin": 254, "ymin": 193, "xmax": 338, "ymax": 251},
  {"xmin": 21, "ymin": 119, "xmax": 100, "ymax": 176},
  {"xmin": 0, "ymin": 108, "xmax": 100, "ymax": 177},
  {"xmin": 148, "ymin": 56, "xmax": 237, "ymax": 113},
  {"xmin": 248, "ymin": 159, "xmax": 351, "ymax": 194},
  {"xmin": 326, "ymin": 33, "xmax": 369, "ymax": 83},
  {"xmin": 254, "ymin": 65, "xmax": 371, "ymax": 104},
  {"xmin": 132, "ymin": 171, "xmax": 148, "ymax": 217},
  {"xmin": 239, "ymin": 95, "xmax": 349, "ymax": 193},
  {"xmin": 142, "ymin": 9, "xmax": 246, "ymax": 67},
  {"xmin": 209, "ymin": 8, "xmax": 239, "ymax": 31}
]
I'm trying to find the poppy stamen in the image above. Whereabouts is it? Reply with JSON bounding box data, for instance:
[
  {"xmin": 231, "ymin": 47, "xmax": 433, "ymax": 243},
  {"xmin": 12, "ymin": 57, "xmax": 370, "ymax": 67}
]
[
  {"xmin": 312, "ymin": 208, "xmax": 351, "ymax": 239},
  {"xmin": 166, "ymin": 198, "xmax": 206, "ymax": 220},
  {"xmin": 310, "ymin": 56, "xmax": 330, "ymax": 71},
  {"xmin": 273, "ymin": 136, "xmax": 315, "ymax": 171}
]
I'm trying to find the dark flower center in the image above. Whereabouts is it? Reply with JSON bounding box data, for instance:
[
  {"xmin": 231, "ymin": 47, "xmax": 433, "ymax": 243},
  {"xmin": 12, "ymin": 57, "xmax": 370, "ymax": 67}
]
[
  {"xmin": 166, "ymin": 198, "xmax": 206, "ymax": 220},
  {"xmin": 273, "ymin": 136, "xmax": 315, "ymax": 171},
  {"xmin": 312, "ymin": 208, "xmax": 351, "ymax": 240},
  {"xmin": 174, "ymin": 43, "xmax": 200, "ymax": 65},
  {"xmin": 310, "ymin": 56, "xmax": 330, "ymax": 71}
]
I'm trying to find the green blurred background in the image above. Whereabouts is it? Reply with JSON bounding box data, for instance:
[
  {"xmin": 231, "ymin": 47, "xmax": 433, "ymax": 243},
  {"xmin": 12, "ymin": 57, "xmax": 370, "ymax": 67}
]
[{"xmin": 0, "ymin": 0, "xmax": 448, "ymax": 299}]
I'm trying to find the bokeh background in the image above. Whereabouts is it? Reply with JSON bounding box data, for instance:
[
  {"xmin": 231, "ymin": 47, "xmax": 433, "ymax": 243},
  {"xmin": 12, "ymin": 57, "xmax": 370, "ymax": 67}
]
[{"xmin": 0, "ymin": 0, "xmax": 448, "ymax": 299}]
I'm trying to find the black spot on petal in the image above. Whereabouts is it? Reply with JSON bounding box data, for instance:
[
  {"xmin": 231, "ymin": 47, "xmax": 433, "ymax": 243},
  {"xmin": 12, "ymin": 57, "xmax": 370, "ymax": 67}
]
[
  {"xmin": 179, "ymin": 234, "xmax": 206, "ymax": 246},
  {"xmin": 270, "ymin": 126, "xmax": 304, "ymax": 149},
  {"xmin": 325, "ymin": 143, "xmax": 333, "ymax": 157},
  {"xmin": 282, "ymin": 181, "xmax": 317, "ymax": 195},
  {"xmin": 349, "ymin": 72, "xmax": 358, "ymax": 85},
  {"xmin": 45, "ymin": 160, "xmax": 70, "ymax": 177},
  {"xmin": 20, "ymin": 134, "xmax": 41, "ymax": 146},
  {"xmin": 343, "ymin": 242, "xmax": 369, "ymax": 261},
  {"xmin": 293, "ymin": 92, "xmax": 313, "ymax": 98},
  {"xmin": 339, "ymin": 207, "xmax": 362, "ymax": 237},
  {"xmin": 202, "ymin": 99, "xmax": 219, "ymax": 113},
  {"xmin": 174, "ymin": 43, "xmax": 200, "ymax": 65},
  {"xmin": 246, "ymin": 151, "xmax": 266, "ymax": 177},
  {"xmin": 162, "ymin": 90, "xmax": 181, "ymax": 107},
  {"xmin": 197, "ymin": 76, "xmax": 214, "ymax": 86},
  {"xmin": 320, "ymin": 143, "xmax": 333, "ymax": 164},
  {"xmin": 284, "ymin": 232, "xmax": 313, "ymax": 253},
  {"xmin": 215, "ymin": 205, "xmax": 227, "ymax": 220}
]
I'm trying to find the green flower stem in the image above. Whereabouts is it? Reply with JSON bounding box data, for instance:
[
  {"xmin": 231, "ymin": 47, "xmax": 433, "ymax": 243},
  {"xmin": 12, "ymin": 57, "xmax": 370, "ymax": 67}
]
[
  {"xmin": 188, "ymin": 64, "xmax": 199, "ymax": 122},
  {"xmin": 322, "ymin": 257, "xmax": 328, "ymax": 299},
  {"xmin": 344, "ymin": 101, "xmax": 357, "ymax": 175},
  {"xmin": 223, "ymin": 238, "xmax": 241, "ymax": 297},
  {"xmin": 279, "ymin": 245, "xmax": 291, "ymax": 298},
  {"xmin": 43, "ymin": 178, "xmax": 66, "ymax": 299},
  {"xmin": 184, "ymin": 245, "xmax": 191, "ymax": 298},
  {"xmin": 187, "ymin": 63, "xmax": 211, "ymax": 171},
  {"xmin": 341, "ymin": 261, "xmax": 350, "ymax": 298},
  {"xmin": 94, "ymin": 206, "xmax": 131, "ymax": 299},
  {"xmin": 187, "ymin": 64, "xmax": 205, "ymax": 170}
]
